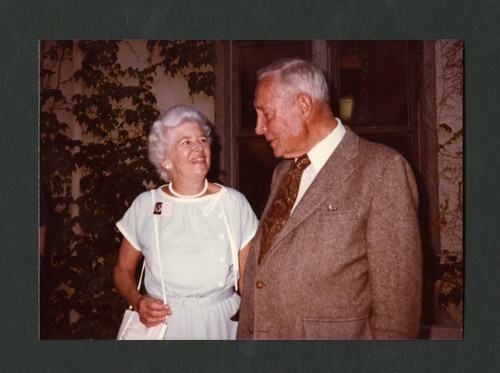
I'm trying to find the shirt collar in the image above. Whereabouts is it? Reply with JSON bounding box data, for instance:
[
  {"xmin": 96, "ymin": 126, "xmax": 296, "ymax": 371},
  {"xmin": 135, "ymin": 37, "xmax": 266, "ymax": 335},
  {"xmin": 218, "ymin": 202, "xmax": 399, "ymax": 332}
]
[{"xmin": 306, "ymin": 118, "xmax": 346, "ymax": 173}]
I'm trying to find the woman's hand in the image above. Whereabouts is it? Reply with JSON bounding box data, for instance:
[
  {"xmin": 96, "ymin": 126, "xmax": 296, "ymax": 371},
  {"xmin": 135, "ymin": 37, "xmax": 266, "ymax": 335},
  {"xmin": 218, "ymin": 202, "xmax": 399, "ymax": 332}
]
[
  {"xmin": 114, "ymin": 238, "xmax": 172, "ymax": 328},
  {"xmin": 136, "ymin": 295, "xmax": 172, "ymax": 328}
]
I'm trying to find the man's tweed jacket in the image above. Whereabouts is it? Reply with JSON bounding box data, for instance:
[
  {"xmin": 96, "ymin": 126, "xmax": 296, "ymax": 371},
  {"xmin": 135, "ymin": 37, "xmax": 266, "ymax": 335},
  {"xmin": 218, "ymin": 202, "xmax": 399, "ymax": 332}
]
[{"xmin": 237, "ymin": 126, "xmax": 422, "ymax": 339}]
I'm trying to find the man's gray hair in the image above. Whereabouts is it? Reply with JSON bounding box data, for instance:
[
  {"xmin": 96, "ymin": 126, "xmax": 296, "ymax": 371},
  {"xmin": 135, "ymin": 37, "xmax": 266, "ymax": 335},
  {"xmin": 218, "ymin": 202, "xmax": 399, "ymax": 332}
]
[
  {"xmin": 148, "ymin": 104, "xmax": 213, "ymax": 182},
  {"xmin": 257, "ymin": 58, "xmax": 329, "ymax": 103}
]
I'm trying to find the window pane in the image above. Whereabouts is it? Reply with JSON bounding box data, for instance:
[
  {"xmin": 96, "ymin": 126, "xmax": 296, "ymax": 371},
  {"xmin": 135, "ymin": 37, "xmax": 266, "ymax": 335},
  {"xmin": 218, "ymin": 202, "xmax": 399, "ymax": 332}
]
[{"xmin": 339, "ymin": 41, "xmax": 409, "ymax": 127}]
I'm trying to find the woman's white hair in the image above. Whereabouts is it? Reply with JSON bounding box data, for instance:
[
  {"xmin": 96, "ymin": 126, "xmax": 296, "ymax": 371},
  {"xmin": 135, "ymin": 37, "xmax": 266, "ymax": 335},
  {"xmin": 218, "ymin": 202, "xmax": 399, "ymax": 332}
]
[
  {"xmin": 257, "ymin": 58, "xmax": 329, "ymax": 103},
  {"xmin": 148, "ymin": 104, "xmax": 213, "ymax": 182}
]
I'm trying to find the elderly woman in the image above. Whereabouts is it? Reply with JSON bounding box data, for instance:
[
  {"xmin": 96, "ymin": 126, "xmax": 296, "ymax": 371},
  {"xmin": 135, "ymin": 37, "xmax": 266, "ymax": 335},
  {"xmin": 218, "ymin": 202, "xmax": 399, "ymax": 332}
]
[{"xmin": 113, "ymin": 104, "xmax": 258, "ymax": 339}]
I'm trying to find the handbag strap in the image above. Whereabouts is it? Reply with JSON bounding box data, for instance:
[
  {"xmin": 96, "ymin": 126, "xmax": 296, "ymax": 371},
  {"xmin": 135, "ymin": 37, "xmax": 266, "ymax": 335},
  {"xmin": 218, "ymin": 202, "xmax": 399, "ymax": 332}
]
[
  {"xmin": 128, "ymin": 259, "xmax": 146, "ymax": 311},
  {"xmin": 136, "ymin": 260, "xmax": 145, "ymax": 291},
  {"xmin": 151, "ymin": 189, "xmax": 168, "ymax": 304}
]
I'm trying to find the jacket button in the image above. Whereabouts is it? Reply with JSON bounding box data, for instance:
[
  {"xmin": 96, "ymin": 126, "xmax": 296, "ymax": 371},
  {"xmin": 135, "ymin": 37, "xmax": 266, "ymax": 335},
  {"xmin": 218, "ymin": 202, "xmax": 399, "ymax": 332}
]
[
  {"xmin": 248, "ymin": 326, "xmax": 253, "ymax": 333},
  {"xmin": 256, "ymin": 281, "xmax": 264, "ymax": 289}
]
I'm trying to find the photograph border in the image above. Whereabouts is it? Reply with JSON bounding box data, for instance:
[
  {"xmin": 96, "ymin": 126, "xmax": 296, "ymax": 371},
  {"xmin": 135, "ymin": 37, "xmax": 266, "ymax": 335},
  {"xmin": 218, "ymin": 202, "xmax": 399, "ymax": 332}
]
[{"xmin": 1, "ymin": 0, "xmax": 498, "ymax": 371}]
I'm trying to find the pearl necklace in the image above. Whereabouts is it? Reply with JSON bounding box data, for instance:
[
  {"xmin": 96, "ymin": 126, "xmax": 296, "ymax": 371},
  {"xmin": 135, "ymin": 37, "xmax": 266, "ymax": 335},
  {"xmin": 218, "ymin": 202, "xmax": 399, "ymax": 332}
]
[{"xmin": 168, "ymin": 178, "xmax": 208, "ymax": 199}]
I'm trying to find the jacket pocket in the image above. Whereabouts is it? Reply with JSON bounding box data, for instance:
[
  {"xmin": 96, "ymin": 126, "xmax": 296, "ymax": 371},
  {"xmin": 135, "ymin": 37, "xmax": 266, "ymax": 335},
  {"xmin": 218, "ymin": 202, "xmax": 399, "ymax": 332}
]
[{"xmin": 303, "ymin": 316, "xmax": 372, "ymax": 339}]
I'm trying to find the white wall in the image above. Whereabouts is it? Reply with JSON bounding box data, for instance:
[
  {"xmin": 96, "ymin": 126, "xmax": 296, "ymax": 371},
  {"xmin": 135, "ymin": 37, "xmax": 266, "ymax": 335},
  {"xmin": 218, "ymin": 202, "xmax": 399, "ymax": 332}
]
[{"xmin": 117, "ymin": 40, "xmax": 214, "ymax": 121}]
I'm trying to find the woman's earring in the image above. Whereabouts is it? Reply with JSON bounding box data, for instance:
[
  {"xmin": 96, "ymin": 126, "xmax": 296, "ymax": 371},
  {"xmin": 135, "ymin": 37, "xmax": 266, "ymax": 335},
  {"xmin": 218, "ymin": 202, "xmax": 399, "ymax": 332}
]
[{"xmin": 164, "ymin": 161, "xmax": 172, "ymax": 170}]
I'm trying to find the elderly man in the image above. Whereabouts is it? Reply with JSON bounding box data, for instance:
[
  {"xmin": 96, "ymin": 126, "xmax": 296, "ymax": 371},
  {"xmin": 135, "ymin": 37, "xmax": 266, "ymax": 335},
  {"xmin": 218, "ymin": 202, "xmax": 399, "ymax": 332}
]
[{"xmin": 237, "ymin": 58, "xmax": 422, "ymax": 339}]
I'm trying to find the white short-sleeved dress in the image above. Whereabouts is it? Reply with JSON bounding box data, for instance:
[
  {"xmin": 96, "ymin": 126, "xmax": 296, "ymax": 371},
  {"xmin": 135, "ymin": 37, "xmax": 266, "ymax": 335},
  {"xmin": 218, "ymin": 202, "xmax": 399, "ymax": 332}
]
[{"xmin": 116, "ymin": 184, "xmax": 258, "ymax": 339}]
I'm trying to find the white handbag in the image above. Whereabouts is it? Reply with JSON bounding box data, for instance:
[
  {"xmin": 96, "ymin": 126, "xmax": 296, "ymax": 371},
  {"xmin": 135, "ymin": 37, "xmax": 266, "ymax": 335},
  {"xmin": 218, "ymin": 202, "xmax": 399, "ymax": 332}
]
[{"xmin": 117, "ymin": 190, "xmax": 168, "ymax": 340}]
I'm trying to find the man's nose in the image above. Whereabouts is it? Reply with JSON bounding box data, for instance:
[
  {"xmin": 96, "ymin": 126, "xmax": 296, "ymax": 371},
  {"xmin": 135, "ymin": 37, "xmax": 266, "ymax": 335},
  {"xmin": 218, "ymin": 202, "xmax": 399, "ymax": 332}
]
[{"xmin": 255, "ymin": 117, "xmax": 266, "ymax": 135}]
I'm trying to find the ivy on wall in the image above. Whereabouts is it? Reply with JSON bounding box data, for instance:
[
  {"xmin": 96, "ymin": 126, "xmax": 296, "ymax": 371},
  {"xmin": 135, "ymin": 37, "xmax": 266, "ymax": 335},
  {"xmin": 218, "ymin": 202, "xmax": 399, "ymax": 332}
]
[
  {"xmin": 437, "ymin": 39, "xmax": 463, "ymax": 248},
  {"xmin": 435, "ymin": 39, "xmax": 463, "ymax": 324},
  {"xmin": 40, "ymin": 40, "xmax": 215, "ymax": 339}
]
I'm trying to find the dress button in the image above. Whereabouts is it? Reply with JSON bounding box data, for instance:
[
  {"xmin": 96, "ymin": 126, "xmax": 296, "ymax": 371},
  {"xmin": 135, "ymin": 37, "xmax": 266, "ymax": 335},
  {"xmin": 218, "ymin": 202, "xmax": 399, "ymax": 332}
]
[
  {"xmin": 219, "ymin": 256, "xmax": 225, "ymax": 262},
  {"xmin": 218, "ymin": 213, "xmax": 223, "ymax": 219},
  {"xmin": 219, "ymin": 233, "xmax": 225, "ymax": 239},
  {"xmin": 248, "ymin": 326, "xmax": 253, "ymax": 333},
  {"xmin": 255, "ymin": 281, "xmax": 264, "ymax": 289},
  {"xmin": 218, "ymin": 281, "xmax": 224, "ymax": 287}
]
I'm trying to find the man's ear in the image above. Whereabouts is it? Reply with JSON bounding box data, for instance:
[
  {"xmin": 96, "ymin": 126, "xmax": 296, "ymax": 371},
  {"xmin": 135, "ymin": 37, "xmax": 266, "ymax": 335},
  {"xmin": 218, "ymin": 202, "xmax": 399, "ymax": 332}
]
[{"xmin": 295, "ymin": 93, "xmax": 313, "ymax": 119}]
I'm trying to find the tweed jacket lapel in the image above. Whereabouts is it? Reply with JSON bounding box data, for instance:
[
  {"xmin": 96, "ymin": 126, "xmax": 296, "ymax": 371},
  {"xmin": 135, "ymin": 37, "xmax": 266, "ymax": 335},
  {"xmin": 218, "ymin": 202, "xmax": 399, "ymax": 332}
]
[{"xmin": 270, "ymin": 126, "xmax": 360, "ymax": 251}]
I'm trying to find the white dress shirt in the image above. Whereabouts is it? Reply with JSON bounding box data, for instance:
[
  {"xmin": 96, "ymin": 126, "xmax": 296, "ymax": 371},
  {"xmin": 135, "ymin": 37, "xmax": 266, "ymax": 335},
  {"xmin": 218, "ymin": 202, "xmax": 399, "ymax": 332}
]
[{"xmin": 291, "ymin": 119, "xmax": 346, "ymax": 213}]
